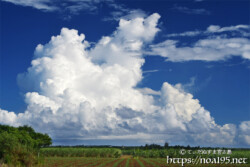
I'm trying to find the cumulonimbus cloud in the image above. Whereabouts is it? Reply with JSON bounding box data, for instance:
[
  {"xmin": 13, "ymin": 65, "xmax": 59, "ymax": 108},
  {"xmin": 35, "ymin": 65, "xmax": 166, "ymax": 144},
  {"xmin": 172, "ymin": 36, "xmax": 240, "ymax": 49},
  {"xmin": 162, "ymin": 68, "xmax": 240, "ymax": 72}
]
[{"xmin": 0, "ymin": 13, "xmax": 249, "ymax": 146}]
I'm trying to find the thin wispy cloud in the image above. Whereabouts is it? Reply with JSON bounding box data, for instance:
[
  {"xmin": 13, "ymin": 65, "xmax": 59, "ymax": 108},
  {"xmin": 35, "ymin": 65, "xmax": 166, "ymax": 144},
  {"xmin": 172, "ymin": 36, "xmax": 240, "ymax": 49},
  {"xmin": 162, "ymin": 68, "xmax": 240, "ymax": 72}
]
[
  {"xmin": 167, "ymin": 30, "xmax": 202, "ymax": 37},
  {"xmin": 172, "ymin": 5, "xmax": 210, "ymax": 15},
  {"xmin": 177, "ymin": 76, "xmax": 212, "ymax": 94},
  {"xmin": 103, "ymin": 5, "xmax": 147, "ymax": 22},
  {"xmin": 1, "ymin": 0, "xmax": 58, "ymax": 11},
  {"xmin": 207, "ymin": 25, "xmax": 250, "ymax": 34},
  {"xmin": 159, "ymin": 24, "xmax": 250, "ymax": 62},
  {"xmin": 167, "ymin": 24, "xmax": 250, "ymax": 37},
  {"xmin": 1, "ymin": 0, "xmax": 114, "ymax": 15},
  {"xmin": 149, "ymin": 37, "xmax": 250, "ymax": 62},
  {"xmin": 1, "ymin": 0, "xmax": 146, "ymax": 21},
  {"xmin": 177, "ymin": 77, "xmax": 196, "ymax": 92},
  {"xmin": 143, "ymin": 69, "xmax": 159, "ymax": 73}
]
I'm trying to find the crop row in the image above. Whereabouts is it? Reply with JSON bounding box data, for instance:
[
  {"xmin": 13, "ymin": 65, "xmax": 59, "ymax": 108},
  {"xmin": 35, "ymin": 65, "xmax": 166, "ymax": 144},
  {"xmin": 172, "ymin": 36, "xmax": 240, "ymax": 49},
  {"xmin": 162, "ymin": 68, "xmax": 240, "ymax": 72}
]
[
  {"xmin": 40, "ymin": 157, "xmax": 163, "ymax": 167},
  {"xmin": 122, "ymin": 148, "xmax": 250, "ymax": 160},
  {"xmin": 39, "ymin": 157, "xmax": 250, "ymax": 167},
  {"xmin": 40, "ymin": 148, "xmax": 122, "ymax": 158},
  {"xmin": 40, "ymin": 147, "xmax": 250, "ymax": 161}
]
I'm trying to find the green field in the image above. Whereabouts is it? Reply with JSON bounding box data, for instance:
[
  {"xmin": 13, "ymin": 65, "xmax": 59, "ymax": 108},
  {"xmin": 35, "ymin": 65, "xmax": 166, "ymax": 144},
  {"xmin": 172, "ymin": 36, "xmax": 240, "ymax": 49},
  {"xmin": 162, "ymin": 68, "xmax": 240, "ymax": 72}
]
[
  {"xmin": 35, "ymin": 147, "xmax": 250, "ymax": 167},
  {"xmin": 1, "ymin": 125, "xmax": 249, "ymax": 167},
  {"xmin": 40, "ymin": 147, "xmax": 250, "ymax": 159},
  {"xmin": 40, "ymin": 148, "xmax": 122, "ymax": 158},
  {"xmin": 1, "ymin": 147, "xmax": 249, "ymax": 166}
]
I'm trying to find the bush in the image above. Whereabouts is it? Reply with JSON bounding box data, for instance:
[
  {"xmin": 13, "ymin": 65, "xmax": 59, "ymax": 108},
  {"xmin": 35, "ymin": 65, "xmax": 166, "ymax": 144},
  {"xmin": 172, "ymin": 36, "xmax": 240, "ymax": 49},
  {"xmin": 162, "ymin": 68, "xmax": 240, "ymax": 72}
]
[{"xmin": 0, "ymin": 124, "xmax": 52, "ymax": 166}]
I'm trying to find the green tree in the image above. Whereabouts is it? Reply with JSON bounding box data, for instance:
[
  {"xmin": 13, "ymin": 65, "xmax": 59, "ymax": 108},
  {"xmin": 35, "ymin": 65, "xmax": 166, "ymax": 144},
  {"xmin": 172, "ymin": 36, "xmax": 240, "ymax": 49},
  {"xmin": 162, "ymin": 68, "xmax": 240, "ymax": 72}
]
[
  {"xmin": 0, "ymin": 124, "xmax": 52, "ymax": 166},
  {"xmin": 164, "ymin": 142, "xmax": 169, "ymax": 148}
]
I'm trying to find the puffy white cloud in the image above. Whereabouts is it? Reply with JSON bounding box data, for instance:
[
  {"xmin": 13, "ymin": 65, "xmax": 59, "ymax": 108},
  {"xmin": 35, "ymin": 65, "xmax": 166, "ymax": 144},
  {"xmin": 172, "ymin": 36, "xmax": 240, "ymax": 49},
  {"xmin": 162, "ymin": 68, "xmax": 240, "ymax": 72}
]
[
  {"xmin": 0, "ymin": 109, "xmax": 17, "ymax": 125},
  {"xmin": 137, "ymin": 87, "xmax": 161, "ymax": 96},
  {"xmin": 161, "ymin": 82, "xmax": 200, "ymax": 122},
  {"xmin": 149, "ymin": 37, "xmax": 250, "ymax": 62},
  {"xmin": 238, "ymin": 121, "xmax": 250, "ymax": 145},
  {"xmin": 0, "ymin": 13, "xmax": 248, "ymax": 146}
]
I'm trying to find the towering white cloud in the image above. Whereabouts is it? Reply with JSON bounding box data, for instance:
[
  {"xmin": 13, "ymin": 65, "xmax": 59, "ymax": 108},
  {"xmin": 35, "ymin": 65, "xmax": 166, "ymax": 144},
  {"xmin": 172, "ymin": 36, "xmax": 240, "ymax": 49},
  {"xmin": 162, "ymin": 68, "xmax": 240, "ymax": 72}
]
[{"xmin": 0, "ymin": 13, "xmax": 248, "ymax": 146}]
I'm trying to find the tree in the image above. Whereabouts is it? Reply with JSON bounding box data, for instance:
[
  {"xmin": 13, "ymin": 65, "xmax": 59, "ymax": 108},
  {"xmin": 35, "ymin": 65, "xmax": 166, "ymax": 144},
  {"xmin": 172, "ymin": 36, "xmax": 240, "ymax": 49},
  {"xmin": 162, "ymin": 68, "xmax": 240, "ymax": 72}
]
[
  {"xmin": 164, "ymin": 142, "xmax": 169, "ymax": 148},
  {"xmin": 0, "ymin": 124, "xmax": 52, "ymax": 166},
  {"xmin": 35, "ymin": 132, "xmax": 52, "ymax": 147},
  {"xmin": 18, "ymin": 125, "xmax": 52, "ymax": 147}
]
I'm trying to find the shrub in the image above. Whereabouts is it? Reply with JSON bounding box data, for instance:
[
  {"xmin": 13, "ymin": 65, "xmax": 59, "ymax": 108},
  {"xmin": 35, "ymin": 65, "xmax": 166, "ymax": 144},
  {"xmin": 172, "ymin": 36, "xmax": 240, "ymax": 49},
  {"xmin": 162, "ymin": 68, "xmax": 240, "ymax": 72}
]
[{"xmin": 0, "ymin": 124, "xmax": 52, "ymax": 166}]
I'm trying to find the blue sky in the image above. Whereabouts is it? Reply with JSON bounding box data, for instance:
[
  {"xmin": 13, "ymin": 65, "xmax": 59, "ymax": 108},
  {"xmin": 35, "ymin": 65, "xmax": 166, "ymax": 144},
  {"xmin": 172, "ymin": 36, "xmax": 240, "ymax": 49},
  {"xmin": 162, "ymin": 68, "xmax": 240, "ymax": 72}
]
[{"xmin": 0, "ymin": 0, "xmax": 250, "ymax": 147}]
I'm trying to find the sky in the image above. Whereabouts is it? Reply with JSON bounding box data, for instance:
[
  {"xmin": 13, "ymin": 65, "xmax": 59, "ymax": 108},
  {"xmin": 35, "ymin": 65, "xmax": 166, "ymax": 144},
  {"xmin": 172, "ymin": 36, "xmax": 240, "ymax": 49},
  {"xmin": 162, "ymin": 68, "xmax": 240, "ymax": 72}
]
[{"xmin": 0, "ymin": 0, "xmax": 249, "ymax": 147}]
